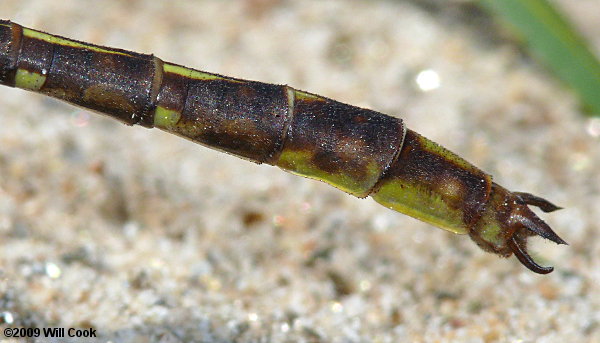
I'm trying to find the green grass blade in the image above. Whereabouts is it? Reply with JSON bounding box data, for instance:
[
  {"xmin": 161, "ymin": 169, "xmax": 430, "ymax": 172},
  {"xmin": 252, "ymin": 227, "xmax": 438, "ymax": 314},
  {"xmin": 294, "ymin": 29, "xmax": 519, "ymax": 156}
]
[{"xmin": 480, "ymin": 0, "xmax": 600, "ymax": 116}]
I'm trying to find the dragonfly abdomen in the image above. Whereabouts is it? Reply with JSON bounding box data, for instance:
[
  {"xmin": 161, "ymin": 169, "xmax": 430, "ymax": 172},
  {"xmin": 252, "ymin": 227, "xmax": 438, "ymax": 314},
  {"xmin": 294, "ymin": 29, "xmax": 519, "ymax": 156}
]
[{"xmin": 0, "ymin": 20, "xmax": 566, "ymax": 273}]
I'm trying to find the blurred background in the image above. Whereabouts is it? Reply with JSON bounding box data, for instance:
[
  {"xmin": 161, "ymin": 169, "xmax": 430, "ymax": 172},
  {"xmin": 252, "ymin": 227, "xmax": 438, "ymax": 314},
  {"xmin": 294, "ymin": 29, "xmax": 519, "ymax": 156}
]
[{"xmin": 1, "ymin": 1, "xmax": 599, "ymax": 342}]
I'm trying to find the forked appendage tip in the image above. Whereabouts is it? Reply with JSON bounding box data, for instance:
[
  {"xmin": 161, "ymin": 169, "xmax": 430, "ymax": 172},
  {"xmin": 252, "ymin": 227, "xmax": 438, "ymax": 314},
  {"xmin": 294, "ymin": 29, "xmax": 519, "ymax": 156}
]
[
  {"xmin": 471, "ymin": 184, "xmax": 565, "ymax": 274},
  {"xmin": 508, "ymin": 196, "xmax": 566, "ymax": 274}
]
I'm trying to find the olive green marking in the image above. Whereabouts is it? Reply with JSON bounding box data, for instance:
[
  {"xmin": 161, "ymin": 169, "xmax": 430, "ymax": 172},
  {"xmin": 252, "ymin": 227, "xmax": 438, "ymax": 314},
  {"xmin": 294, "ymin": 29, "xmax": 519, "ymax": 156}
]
[
  {"xmin": 153, "ymin": 106, "xmax": 182, "ymax": 129},
  {"xmin": 15, "ymin": 69, "xmax": 46, "ymax": 90},
  {"xmin": 276, "ymin": 149, "xmax": 380, "ymax": 196},
  {"xmin": 294, "ymin": 90, "xmax": 322, "ymax": 101},
  {"xmin": 22, "ymin": 28, "xmax": 132, "ymax": 57},
  {"xmin": 163, "ymin": 63, "xmax": 236, "ymax": 82},
  {"xmin": 473, "ymin": 212, "xmax": 505, "ymax": 251},
  {"xmin": 372, "ymin": 180, "xmax": 468, "ymax": 234}
]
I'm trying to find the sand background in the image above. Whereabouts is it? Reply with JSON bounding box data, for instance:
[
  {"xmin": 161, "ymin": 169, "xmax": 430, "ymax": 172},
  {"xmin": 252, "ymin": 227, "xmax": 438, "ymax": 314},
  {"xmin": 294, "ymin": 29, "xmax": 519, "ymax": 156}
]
[{"xmin": 1, "ymin": 1, "xmax": 599, "ymax": 342}]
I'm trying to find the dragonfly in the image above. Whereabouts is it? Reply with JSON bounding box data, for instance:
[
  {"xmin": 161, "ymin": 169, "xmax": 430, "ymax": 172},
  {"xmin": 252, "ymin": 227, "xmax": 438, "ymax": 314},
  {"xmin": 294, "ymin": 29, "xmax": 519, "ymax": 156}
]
[{"xmin": 0, "ymin": 20, "xmax": 566, "ymax": 274}]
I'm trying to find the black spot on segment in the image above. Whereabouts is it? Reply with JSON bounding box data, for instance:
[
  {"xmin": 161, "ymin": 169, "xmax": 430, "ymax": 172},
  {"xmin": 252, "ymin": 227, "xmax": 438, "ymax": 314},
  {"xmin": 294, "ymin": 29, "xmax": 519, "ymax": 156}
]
[
  {"xmin": 282, "ymin": 95, "xmax": 405, "ymax": 196},
  {"xmin": 177, "ymin": 78, "xmax": 290, "ymax": 163}
]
